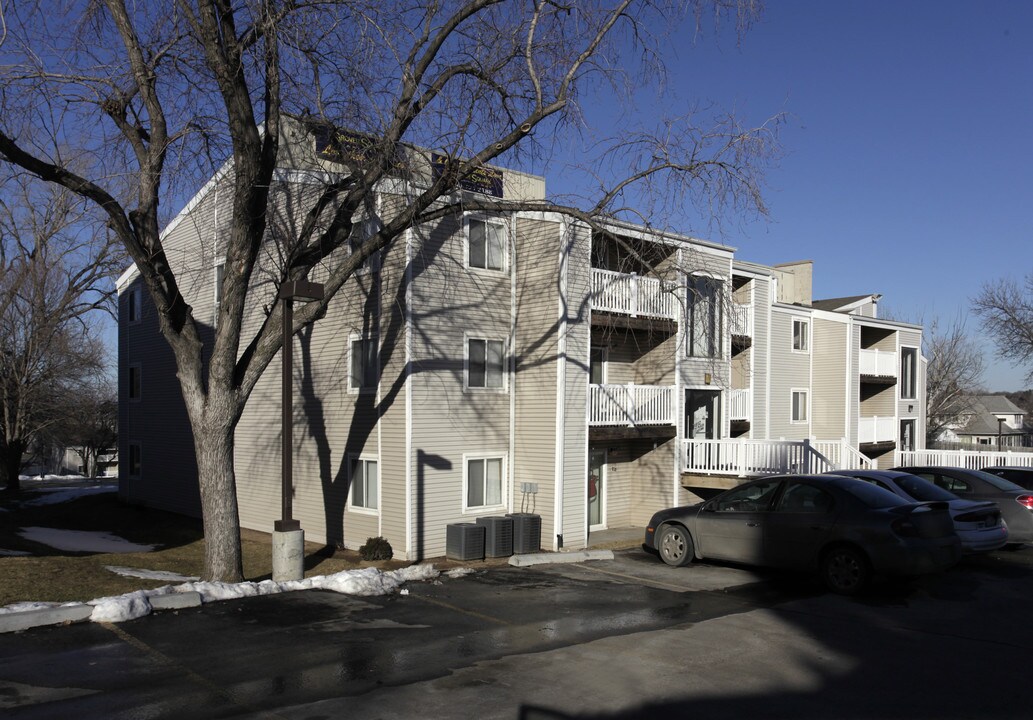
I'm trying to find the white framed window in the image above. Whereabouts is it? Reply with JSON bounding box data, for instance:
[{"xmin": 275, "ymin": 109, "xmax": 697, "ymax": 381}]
[
  {"xmin": 900, "ymin": 419, "xmax": 916, "ymax": 452},
  {"xmin": 900, "ymin": 346, "xmax": 917, "ymax": 399},
  {"xmin": 466, "ymin": 336, "xmax": 506, "ymax": 390},
  {"xmin": 126, "ymin": 286, "xmax": 142, "ymax": 324},
  {"xmin": 466, "ymin": 215, "xmax": 506, "ymax": 272},
  {"xmin": 348, "ymin": 456, "xmax": 379, "ymax": 513},
  {"xmin": 464, "ymin": 455, "xmax": 506, "ymax": 511},
  {"xmin": 127, "ymin": 442, "xmax": 142, "ymax": 478},
  {"xmin": 350, "ymin": 217, "xmax": 381, "ymax": 274},
  {"xmin": 791, "ymin": 389, "xmax": 809, "ymax": 424},
  {"xmin": 128, "ymin": 364, "xmax": 142, "ymax": 402},
  {"xmin": 349, "ymin": 336, "xmax": 378, "ymax": 393},
  {"xmin": 687, "ymin": 275, "xmax": 723, "ymax": 358},
  {"xmin": 792, "ymin": 318, "xmax": 810, "ymax": 353},
  {"xmin": 589, "ymin": 347, "xmax": 607, "ymax": 385}
]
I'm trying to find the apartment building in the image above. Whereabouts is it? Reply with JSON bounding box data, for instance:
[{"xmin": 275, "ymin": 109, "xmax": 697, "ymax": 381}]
[{"xmin": 118, "ymin": 122, "xmax": 927, "ymax": 559}]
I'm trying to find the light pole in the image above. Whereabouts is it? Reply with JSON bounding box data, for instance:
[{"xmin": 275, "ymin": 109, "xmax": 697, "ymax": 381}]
[{"xmin": 272, "ymin": 279, "xmax": 324, "ymax": 582}]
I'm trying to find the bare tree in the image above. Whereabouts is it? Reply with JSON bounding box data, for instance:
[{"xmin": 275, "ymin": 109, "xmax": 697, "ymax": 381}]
[
  {"xmin": 0, "ymin": 1, "xmax": 777, "ymax": 580},
  {"xmin": 924, "ymin": 316, "xmax": 985, "ymax": 445},
  {"xmin": 0, "ymin": 176, "xmax": 117, "ymax": 491},
  {"xmin": 974, "ymin": 273, "xmax": 1033, "ymax": 385}
]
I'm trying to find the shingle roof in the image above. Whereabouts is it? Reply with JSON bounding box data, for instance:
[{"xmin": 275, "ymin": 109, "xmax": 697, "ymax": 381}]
[
  {"xmin": 975, "ymin": 395, "xmax": 1025, "ymax": 415},
  {"xmin": 811, "ymin": 295, "xmax": 875, "ymax": 312}
]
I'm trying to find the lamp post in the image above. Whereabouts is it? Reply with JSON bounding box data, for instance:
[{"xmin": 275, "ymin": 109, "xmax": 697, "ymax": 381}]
[{"xmin": 272, "ymin": 279, "xmax": 324, "ymax": 582}]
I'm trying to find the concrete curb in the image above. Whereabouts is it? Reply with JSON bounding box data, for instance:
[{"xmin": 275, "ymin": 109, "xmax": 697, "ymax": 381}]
[
  {"xmin": 508, "ymin": 550, "xmax": 614, "ymax": 567},
  {"xmin": 0, "ymin": 591, "xmax": 204, "ymax": 634},
  {"xmin": 0, "ymin": 604, "xmax": 93, "ymax": 633}
]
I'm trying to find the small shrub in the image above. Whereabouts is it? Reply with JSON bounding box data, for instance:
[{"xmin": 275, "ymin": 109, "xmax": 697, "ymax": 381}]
[{"xmin": 359, "ymin": 536, "xmax": 393, "ymax": 561}]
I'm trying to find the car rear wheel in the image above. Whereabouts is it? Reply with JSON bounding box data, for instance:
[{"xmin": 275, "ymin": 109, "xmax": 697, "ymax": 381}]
[
  {"xmin": 657, "ymin": 524, "xmax": 694, "ymax": 567},
  {"xmin": 821, "ymin": 545, "xmax": 869, "ymax": 595}
]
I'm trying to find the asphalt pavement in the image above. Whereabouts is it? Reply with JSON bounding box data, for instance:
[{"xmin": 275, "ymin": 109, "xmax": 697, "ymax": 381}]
[{"xmin": 2, "ymin": 546, "xmax": 1032, "ymax": 719}]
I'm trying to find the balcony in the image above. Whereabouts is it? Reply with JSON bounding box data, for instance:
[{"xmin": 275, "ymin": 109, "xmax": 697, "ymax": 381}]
[
  {"xmin": 859, "ymin": 348, "xmax": 897, "ymax": 378},
  {"xmin": 591, "ymin": 269, "xmax": 678, "ymax": 320},
  {"xmin": 731, "ymin": 303, "xmax": 754, "ymax": 338},
  {"xmin": 729, "ymin": 388, "xmax": 752, "ymax": 421},
  {"xmin": 859, "ymin": 416, "xmax": 896, "ymax": 444},
  {"xmin": 588, "ymin": 384, "xmax": 675, "ymax": 426}
]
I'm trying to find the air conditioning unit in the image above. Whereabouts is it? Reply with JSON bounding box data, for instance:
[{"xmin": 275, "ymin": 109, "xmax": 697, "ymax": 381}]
[
  {"xmin": 507, "ymin": 513, "xmax": 542, "ymax": 554},
  {"xmin": 476, "ymin": 516, "xmax": 514, "ymax": 558},
  {"xmin": 446, "ymin": 523, "xmax": 485, "ymax": 561}
]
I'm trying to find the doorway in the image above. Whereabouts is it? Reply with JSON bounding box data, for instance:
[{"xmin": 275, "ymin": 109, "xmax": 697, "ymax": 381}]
[
  {"xmin": 686, "ymin": 389, "xmax": 721, "ymax": 439},
  {"xmin": 588, "ymin": 448, "xmax": 607, "ymax": 530}
]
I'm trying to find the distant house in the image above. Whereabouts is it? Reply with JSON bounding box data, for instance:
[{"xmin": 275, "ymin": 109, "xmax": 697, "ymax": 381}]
[
  {"xmin": 938, "ymin": 395, "xmax": 1030, "ymax": 448},
  {"xmin": 117, "ymin": 119, "xmax": 928, "ymax": 559}
]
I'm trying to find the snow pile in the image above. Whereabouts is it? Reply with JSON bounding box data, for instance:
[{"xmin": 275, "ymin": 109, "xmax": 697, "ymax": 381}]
[
  {"xmin": 105, "ymin": 566, "xmax": 200, "ymax": 582},
  {"xmin": 17, "ymin": 527, "xmax": 156, "ymax": 554},
  {"xmin": 1, "ymin": 563, "xmax": 453, "ymax": 624}
]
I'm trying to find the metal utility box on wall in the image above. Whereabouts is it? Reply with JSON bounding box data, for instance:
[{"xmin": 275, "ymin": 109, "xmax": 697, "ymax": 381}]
[
  {"xmin": 446, "ymin": 523, "xmax": 485, "ymax": 561},
  {"xmin": 476, "ymin": 516, "xmax": 514, "ymax": 557},
  {"xmin": 507, "ymin": 513, "xmax": 542, "ymax": 554}
]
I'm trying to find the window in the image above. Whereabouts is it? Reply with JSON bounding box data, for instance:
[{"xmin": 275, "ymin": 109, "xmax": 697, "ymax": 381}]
[
  {"xmin": 126, "ymin": 286, "xmax": 141, "ymax": 324},
  {"xmin": 350, "ymin": 218, "xmax": 381, "ymax": 274},
  {"xmin": 350, "ymin": 337, "xmax": 378, "ymax": 392},
  {"xmin": 792, "ymin": 319, "xmax": 809, "ymax": 352},
  {"xmin": 467, "ymin": 337, "xmax": 505, "ymax": 389},
  {"xmin": 709, "ymin": 478, "xmax": 781, "ymax": 512},
  {"xmin": 467, "ymin": 217, "xmax": 505, "ymax": 271},
  {"xmin": 687, "ymin": 276, "xmax": 723, "ymax": 358},
  {"xmin": 128, "ymin": 365, "xmax": 141, "ymax": 401},
  {"xmin": 776, "ymin": 483, "xmax": 833, "ymax": 514},
  {"xmin": 128, "ymin": 443, "xmax": 141, "ymax": 478},
  {"xmin": 900, "ymin": 347, "xmax": 917, "ymax": 399},
  {"xmin": 589, "ymin": 347, "xmax": 607, "ymax": 385},
  {"xmin": 900, "ymin": 419, "xmax": 916, "ymax": 451},
  {"xmin": 791, "ymin": 389, "xmax": 808, "ymax": 423},
  {"xmin": 349, "ymin": 457, "xmax": 379, "ymax": 512},
  {"xmin": 465, "ymin": 456, "xmax": 504, "ymax": 510}
]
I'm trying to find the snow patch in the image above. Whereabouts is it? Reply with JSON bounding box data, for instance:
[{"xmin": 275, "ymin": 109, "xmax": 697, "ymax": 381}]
[
  {"xmin": 1, "ymin": 563, "xmax": 447, "ymax": 624},
  {"xmin": 0, "ymin": 549, "xmax": 33, "ymax": 557},
  {"xmin": 105, "ymin": 566, "xmax": 200, "ymax": 582},
  {"xmin": 445, "ymin": 567, "xmax": 475, "ymax": 578},
  {"xmin": 22, "ymin": 485, "xmax": 117, "ymax": 507},
  {"xmin": 17, "ymin": 527, "xmax": 156, "ymax": 554}
]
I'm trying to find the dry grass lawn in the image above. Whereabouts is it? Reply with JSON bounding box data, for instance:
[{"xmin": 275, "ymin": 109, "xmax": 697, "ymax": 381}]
[{"xmin": 0, "ymin": 482, "xmax": 464, "ymax": 608}]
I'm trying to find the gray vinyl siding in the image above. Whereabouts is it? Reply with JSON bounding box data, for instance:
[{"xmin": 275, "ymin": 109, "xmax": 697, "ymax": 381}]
[
  {"xmin": 406, "ymin": 212, "xmax": 513, "ymax": 559},
  {"xmin": 559, "ymin": 221, "xmax": 591, "ymax": 549},
  {"xmin": 768, "ymin": 308, "xmax": 812, "ymax": 439},
  {"xmin": 513, "ymin": 217, "xmax": 562, "ymax": 547},
  {"xmin": 751, "ymin": 277, "xmax": 770, "ymax": 439},
  {"xmin": 812, "ymin": 318, "xmax": 848, "ymax": 440}
]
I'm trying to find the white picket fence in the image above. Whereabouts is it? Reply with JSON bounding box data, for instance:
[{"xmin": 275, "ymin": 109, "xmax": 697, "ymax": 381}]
[
  {"xmin": 588, "ymin": 384, "xmax": 675, "ymax": 426},
  {"xmin": 898, "ymin": 448, "xmax": 1033, "ymax": 470},
  {"xmin": 590, "ymin": 269, "xmax": 678, "ymax": 319}
]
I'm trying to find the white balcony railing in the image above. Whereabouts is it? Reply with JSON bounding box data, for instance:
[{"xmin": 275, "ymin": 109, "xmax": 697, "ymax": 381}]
[
  {"xmin": 682, "ymin": 438, "xmax": 873, "ymax": 477},
  {"xmin": 589, "ymin": 383, "xmax": 675, "ymax": 426},
  {"xmin": 729, "ymin": 388, "xmax": 752, "ymax": 421},
  {"xmin": 899, "ymin": 448, "xmax": 1033, "ymax": 470},
  {"xmin": 591, "ymin": 269, "xmax": 678, "ymax": 320},
  {"xmin": 858, "ymin": 416, "xmax": 896, "ymax": 444},
  {"xmin": 859, "ymin": 348, "xmax": 897, "ymax": 377},
  {"xmin": 731, "ymin": 303, "xmax": 754, "ymax": 337}
]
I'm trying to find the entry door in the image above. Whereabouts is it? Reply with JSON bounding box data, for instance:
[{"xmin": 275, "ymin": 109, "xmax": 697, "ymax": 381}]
[
  {"xmin": 686, "ymin": 390, "xmax": 721, "ymax": 439},
  {"xmin": 588, "ymin": 448, "xmax": 606, "ymax": 530}
]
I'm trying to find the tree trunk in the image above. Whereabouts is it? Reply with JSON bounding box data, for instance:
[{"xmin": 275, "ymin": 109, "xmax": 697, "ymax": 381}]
[
  {"xmin": 193, "ymin": 416, "xmax": 245, "ymax": 583},
  {"xmin": 0, "ymin": 439, "xmax": 26, "ymax": 494}
]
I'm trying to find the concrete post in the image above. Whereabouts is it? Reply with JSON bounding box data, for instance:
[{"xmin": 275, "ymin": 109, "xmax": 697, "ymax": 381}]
[{"xmin": 272, "ymin": 529, "xmax": 305, "ymax": 582}]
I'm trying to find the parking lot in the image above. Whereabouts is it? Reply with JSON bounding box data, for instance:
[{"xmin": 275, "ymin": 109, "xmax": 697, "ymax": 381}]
[{"xmin": 3, "ymin": 545, "xmax": 1033, "ymax": 719}]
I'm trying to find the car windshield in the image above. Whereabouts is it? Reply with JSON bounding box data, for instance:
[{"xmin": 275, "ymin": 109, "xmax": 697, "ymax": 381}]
[
  {"xmin": 970, "ymin": 469, "xmax": 1026, "ymax": 492},
  {"xmin": 840, "ymin": 480, "xmax": 911, "ymax": 509},
  {"xmin": 894, "ymin": 474, "xmax": 957, "ymax": 502}
]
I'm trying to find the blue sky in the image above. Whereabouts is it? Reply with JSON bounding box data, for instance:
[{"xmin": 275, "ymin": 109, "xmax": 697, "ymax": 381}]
[{"xmin": 546, "ymin": 0, "xmax": 1033, "ymax": 390}]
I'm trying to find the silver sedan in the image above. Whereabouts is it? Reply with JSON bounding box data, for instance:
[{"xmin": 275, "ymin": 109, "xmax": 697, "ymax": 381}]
[{"xmin": 644, "ymin": 474, "xmax": 962, "ymax": 595}]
